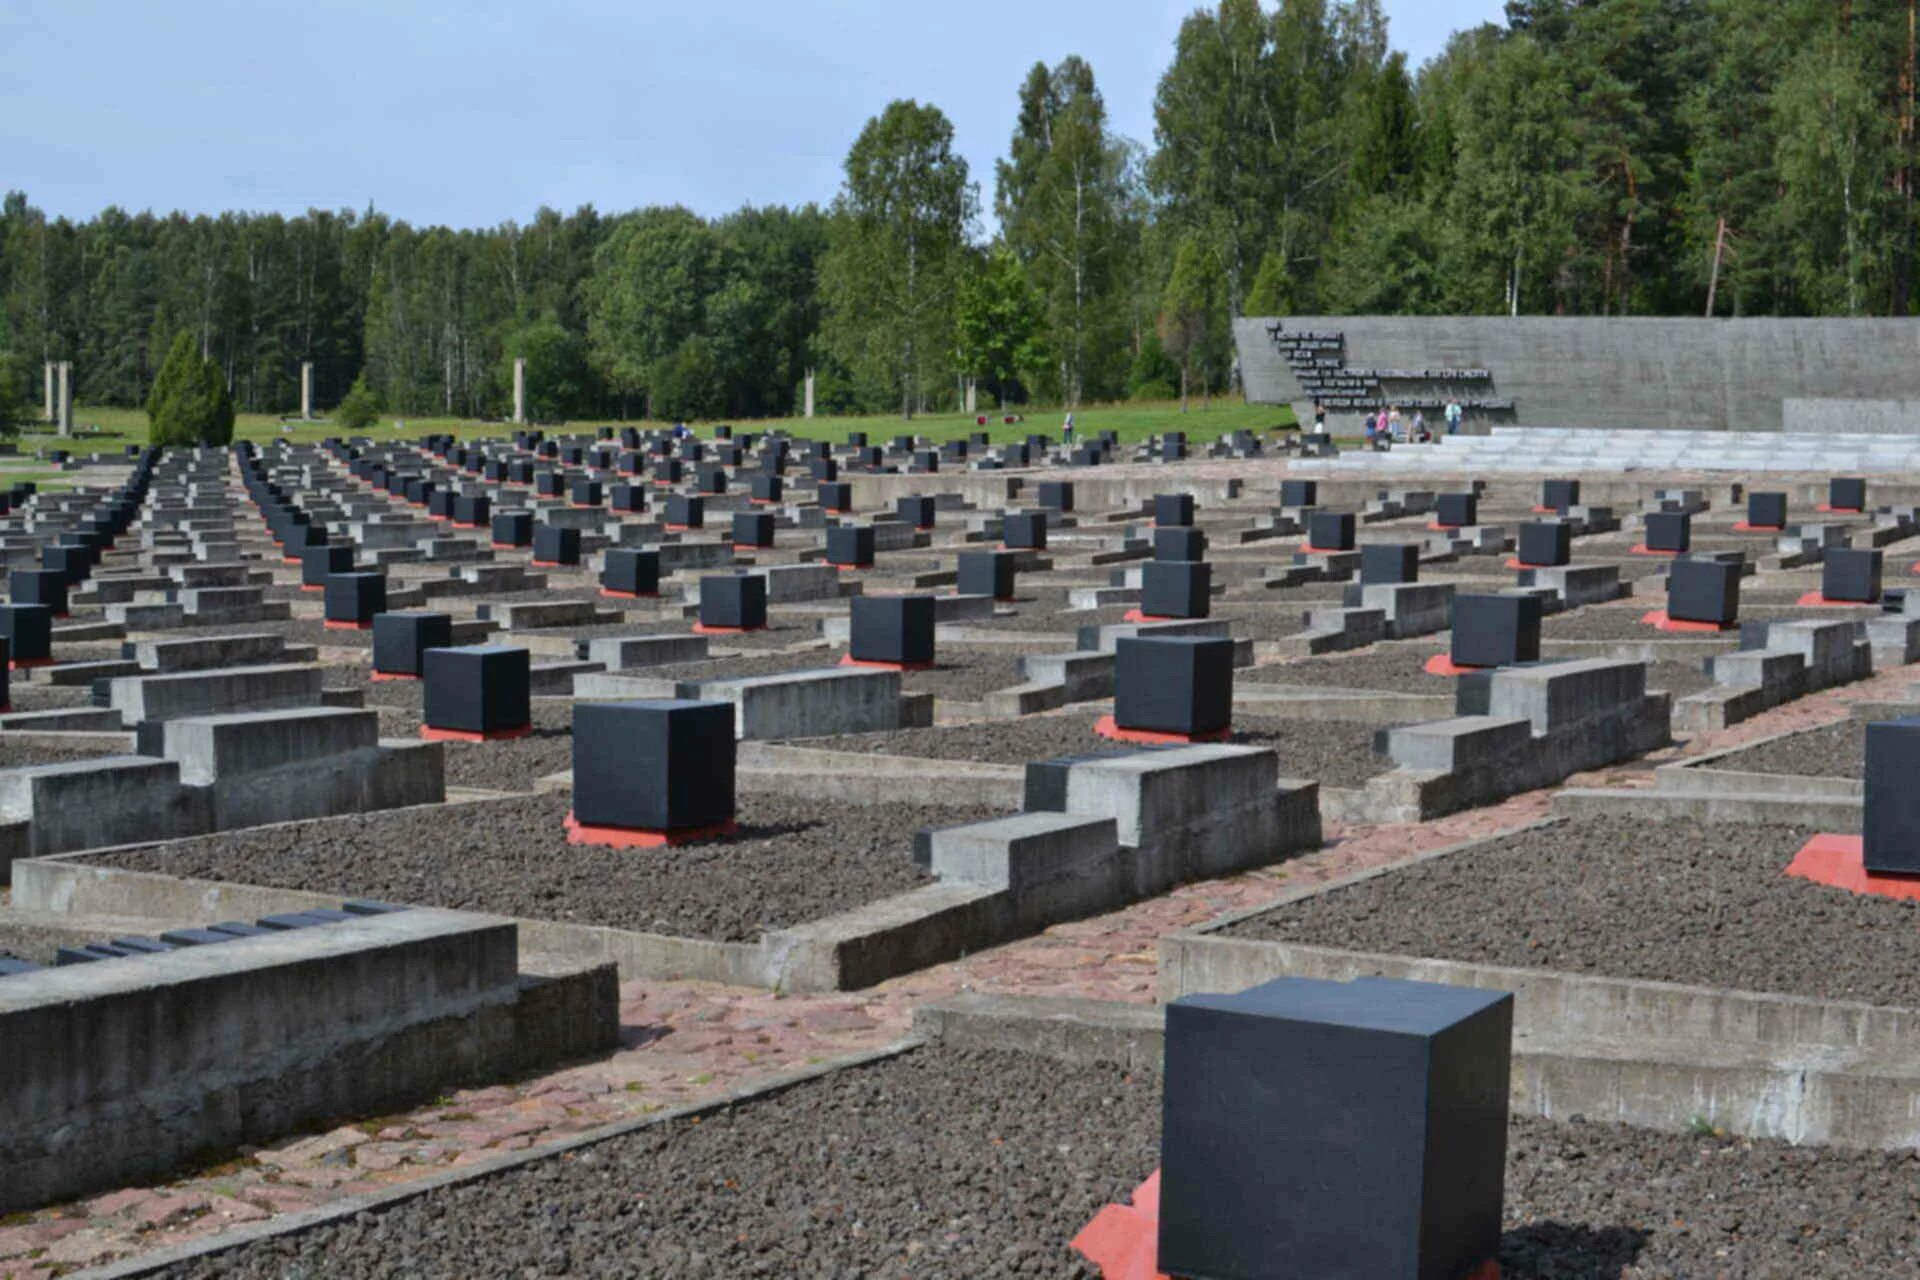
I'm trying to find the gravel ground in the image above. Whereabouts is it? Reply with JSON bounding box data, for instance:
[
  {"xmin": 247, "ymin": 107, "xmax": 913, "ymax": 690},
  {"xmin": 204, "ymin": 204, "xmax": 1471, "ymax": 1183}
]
[
  {"xmin": 159, "ymin": 1043, "xmax": 1920, "ymax": 1279},
  {"xmin": 1713, "ymin": 720, "xmax": 1865, "ymax": 779},
  {"xmin": 89, "ymin": 790, "xmax": 1002, "ymax": 942},
  {"xmin": 1225, "ymin": 815, "xmax": 1920, "ymax": 1006},
  {"xmin": 8, "ymin": 682, "xmax": 98, "ymax": 711},
  {"xmin": 1241, "ymin": 647, "xmax": 1445, "ymax": 693},
  {"xmin": 0, "ymin": 736, "xmax": 128, "ymax": 768},
  {"xmin": 802, "ymin": 711, "xmax": 1397, "ymax": 788}
]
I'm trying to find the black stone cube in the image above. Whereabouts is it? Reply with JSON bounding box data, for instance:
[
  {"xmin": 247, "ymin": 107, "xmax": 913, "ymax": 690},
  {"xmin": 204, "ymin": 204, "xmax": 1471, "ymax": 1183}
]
[
  {"xmin": 1359, "ymin": 544, "xmax": 1418, "ymax": 585},
  {"xmin": 41, "ymin": 544, "xmax": 90, "ymax": 587},
  {"xmin": 1435, "ymin": 492, "xmax": 1478, "ymax": 528},
  {"xmin": 850, "ymin": 594, "xmax": 935, "ymax": 666},
  {"xmin": 1516, "ymin": 521, "xmax": 1571, "ymax": 567},
  {"xmin": 1280, "ymin": 479, "xmax": 1317, "ymax": 508},
  {"xmin": 1307, "ymin": 511, "xmax": 1354, "ymax": 551},
  {"xmin": 751, "ymin": 474, "xmax": 784, "ymax": 504},
  {"xmin": 532, "ymin": 524, "xmax": 581, "ymax": 566},
  {"xmin": 819, "ymin": 482, "xmax": 853, "ymax": 513},
  {"xmin": 570, "ymin": 477, "xmax": 603, "ymax": 507},
  {"xmin": 422, "ymin": 645, "xmax": 531, "ymax": 735},
  {"xmin": 1823, "ymin": 547, "xmax": 1883, "ymax": 603},
  {"xmin": 910, "ymin": 449, "xmax": 939, "ymax": 473},
  {"xmin": 1667, "ymin": 558, "xmax": 1741, "ymax": 625},
  {"xmin": 1865, "ymin": 718, "xmax": 1920, "ymax": 874},
  {"xmin": 534, "ymin": 471, "xmax": 565, "ymax": 498},
  {"xmin": 896, "ymin": 496, "xmax": 936, "ymax": 530},
  {"xmin": 1161, "ymin": 438, "xmax": 1187, "ymax": 461},
  {"xmin": 1003, "ymin": 511, "xmax": 1047, "ymax": 550},
  {"xmin": 826, "ymin": 525, "xmax": 875, "ymax": 568},
  {"xmin": 664, "ymin": 494, "xmax": 704, "ymax": 528},
  {"xmin": 1141, "ymin": 560, "xmax": 1211, "ymax": 619},
  {"xmin": 1830, "ymin": 477, "xmax": 1867, "ymax": 512},
  {"xmin": 957, "ymin": 550, "xmax": 1017, "ymax": 600},
  {"xmin": 1450, "ymin": 594, "xmax": 1543, "ymax": 668},
  {"xmin": 1159, "ymin": 975, "xmax": 1511, "ymax": 1280},
  {"xmin": 1154, "ymin": 527, "xmax": 1207, "ymax": 562},
  {"xmin": 609, "ymin": 483, "xmax": 646, "ymax": 513},
  {"xmin": 697, "ymin": 464, "xmax": 728, "ymax": 494},
  {"xmin": 1115, "ymin": 635, "xmax": 1233, "ymax": 735},
  {"xmin": 651, "ymin": 458, "xmax": 684, "ymax": 486},
  {"xmin": 1644, "ymin": 511, "xmax": 1691, "ymax": 553},
  {"xmin": 0, "ymin": 604, "xmax": 51, "ymax": 663},
  {"xmin": 1541, "ymin": 479, "xmax": 1580, "ymax": 512},
  {"xmin": 491, "ymin": 512, "xmax": 534, "ymax": 547},
  {"xmin": 1154, "ymin": 494, "xmax": 1195, "ymax": 527},
  {"xmin": 731, "ymin": 511, "xmax": 774, "ymax": 548},
  {"xmin": 811, "ymin": 457, "xmax": 839, "ymax": 482},
  {"xmin": 602, "ymin": 548, "xmax": 661, "ymax": 597},
  {"xmin": 699, "ymin": 573, "xmax": 767, "ymax": 630},
  {"xmin": 302, "ymin": 543, "xmax": 353, "ymax": 588},
  {"xmin": 1038, "ymin": 481, "xmax": 1074, "ymax": 512},
  {"xmin": 427, "ymin": 489, "xmax": 455, "ymax": 519},
  {"xmin": 1747, "ymin": 491, "xmax": 1787, "ymax": 528},
  {"xmin": 9, "ymin": 569, "xmax": 66, "ymax": 617},
  {"xmin": 572, "ymin": 699, "xmax": 736, "ymax": 833},
  {"xmin": 372, "ymin": 611, "xmax": 453, "ymax": 677},
  {"xmin": 325, "ymin": 572, "xmax": 386, "ymax": 627}
]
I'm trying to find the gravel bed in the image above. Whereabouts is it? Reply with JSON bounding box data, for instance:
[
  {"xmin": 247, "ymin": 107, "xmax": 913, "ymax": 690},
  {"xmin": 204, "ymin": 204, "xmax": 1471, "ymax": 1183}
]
[
  {"xmin": 1225, "ymin": 815, "xmax": 1920, "ymax": 1006},
  {"xmin": 434, "ymin": 701, "xmax": 574, "ymax": 792},
  {"xmin": 145, "ymin": 618, "xmax": 375, "ymax": 651},
  {"xmin": 8, "ymin": 682, "xmax": 97, "ymax": 711},
  {"xmin": 0, "ymin": 737, "xmax": 127, "ymax": 768},
  {"xmin": 1241, "ymin": 646, "xmax": 1444, "ymax": 693},
  {"xmin": 1643, "ymin": 659, "xmax": 1714, "ymax": 698},
  {"xmin": 159, "ymin": 1043, "xmax": 1920, "ymax": 1279},
  {"xmin": 630, "ymin": 643, "xmax": 1060, "ymax": 704},
  {"xmin": 1712, "ymin": 720, "xmax": 1864, "ymax": 779},
  {"xmin": 802, "ymin": 711, "xmax": 1396, "ymax": 787},
  {"xmin": 1545, "ymin": 604, "xmax": 1843, "ymax": 641},
  {"xmin": 88, "ymin": 790, "xmax": 1001, "ymax": 942}
]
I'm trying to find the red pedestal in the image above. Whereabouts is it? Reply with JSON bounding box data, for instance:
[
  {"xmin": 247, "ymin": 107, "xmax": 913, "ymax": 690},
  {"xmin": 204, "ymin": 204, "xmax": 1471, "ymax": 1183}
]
[
  {"xmin": 599, "ymin": 588, "xmax": 659, "ymax": 600},
  {"xmin": 838, "ymin": 653, "xmax": 933, "ymax": 672},
  {"xmin": 420, "ymin": 723, "xmax": 533, "ymax": 743},
  {"xmin": 1628, "ymin": 544, "xmax": 1680, "ymax": 556},
  {"xmin": 1121, "ymin": 609, "xmax": 1180, "ymax": 623},
  {"xmin": 1092, "ymin": 714, "xmax": 1230, "ymax": 745},
  {"xmin": 1815, "ymin": 504, "xmax": 1864, "ymax": 514},
  {"xmin": 1787, "ymin": 833, "xmax": 1920, "ymax": 901},
  {"xmin": 564, "ymin": 812, "xmax": 738, "ymax": 849},
  {"xmin": 369, "ymin": 671, "xmax": 419, "ymax": 682},
  {"xmin": 1639, "ymin": 609, "xmax": 1735, "ymax": 633},
  {"xmin": 1422, "ymin": 654, "xmax": 1487, "ymax": 677},
  {"xmin": 1731, "ymin": 521, "xmax": 1784, "ymax": 533},
  {"xmin": 1504, "ymin": 558, "xmax": 1554, "ymax": 571},
  {"xmin": 322, "ymin": 619, "xmax": 371, "ymax": 631},
  {"xmin": 1795, "ymin": 591, "xmax": 1874, "ymax": 608},
  {"xmin": 691, "ymin": 622, "xmax": 768, "ymax": 635}
]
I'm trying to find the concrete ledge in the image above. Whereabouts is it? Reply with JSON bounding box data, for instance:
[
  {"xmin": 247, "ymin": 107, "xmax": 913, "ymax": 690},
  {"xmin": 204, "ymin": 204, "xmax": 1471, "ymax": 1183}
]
[
  {"xmin": 734, "ymin": 742, "xmax": 1025, "ymax": 808},
  {"xmin": 1552, "ymin": 785, "xmax": 1863, "ymax": 829}
]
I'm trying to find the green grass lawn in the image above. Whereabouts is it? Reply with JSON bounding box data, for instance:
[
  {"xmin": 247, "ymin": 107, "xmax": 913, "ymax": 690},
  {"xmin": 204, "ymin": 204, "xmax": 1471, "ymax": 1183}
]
[{"xmin": 50, "ymin": 398, "xmax": 1295, "ymax": 453}]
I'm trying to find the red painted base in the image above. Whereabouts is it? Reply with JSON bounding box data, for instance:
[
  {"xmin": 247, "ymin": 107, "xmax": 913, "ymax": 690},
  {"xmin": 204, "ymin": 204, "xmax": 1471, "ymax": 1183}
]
[
  {"xmin": 299, "ymin": 584, "xmax": 324, "ymax": 593},
  {"xmin": 691, "ymin": 622, "xmax": 768, "ymax": 635},
  {"xmin": 1815, "ymin": 504, "xmax": 1864, "ymax": 514},
  {"xmin": 491, "ymin": 542, "xmax": 528, "ymax": 551},
  {"xmin": 9, "ymin": 658, "xmax": 53, "ymax": 671},
  {"xmin": 1426, "ymin": 521, "xmax": 1464, "ymax": 532},
  {"xmin": 599, "ymin": 588, "xmax": 659, "ymax": 599},
  {"xmin": 1629, "ymin": 544, "xmax": 1681, "ymax": 556},
  {"xmin": 1639, "ymin": 609, "xmax": 1735, "ymax": 633},
  {"xmin": 732, "ymin": 544, "xmax": 772, "ymax": 552},
  {"xmin": 1731, "ymin": 522, "xmax": 1785, "ymax": 533},
  {"xmin": 1071, "ymin": 1171, "xmax": 1498, "ymax": 1280},
  {"xmin": 420, "ymin": 723, "xmax": 533, "ymax": 743},
  {"xmin": 663, "ymin": 524, "xmax": 693, "ymax": 532},
  {"xmin": 831, "ymin": 562, "xmax": 874, "ymax": 571},
  {"xmin": 1531, "ymin": 504, "xmax": 1558, "ymax": 514},
  {"xmin": 1423, "ymin": 654, "xmax": 1488, "ymax": 677},
  {"xmin": 1504, "ymin": 558, "xmax": 1559, "ymax": 571},
  {"xmin": 839, "ymin": 653, "xmax": 933, "ymax": 672},
  {"xmin": 1296, "ymin": 544, "xmax": 1352, "ymax": 555},
  {"xmin": 564, "ymin": 813, "xmax": 739, "ymax": 849},
  {"xmin": 1795, "ymin": 591, "xmax": 1876, "ymax": 608},
  {"xmin": 531, "ymin": 560, "xmax": 578, "ymax": 569},
  {"xmin": 369, "ymin": 671, "xmax": 419, "ymax": 682},
  {"xmin": 322, "ymin": 619, "xmax": 371, "ymax": 630},
  {"xmin": 1121, "ymin": 609, "xmax": 1186, "ymax": 623},
  {"xmin": 281, "ymin": 557, "xmax": 301, "ymax": 566},
  {"xmin": 452, "ymin": 521, "xmax": 486, "ymax": 530},
  {"xmin": 1787, "ymin": 833, "xmax": 1920, "ymax": 901},
  {"xmin": 1092, "ymin": 714, "xmax": 1230, "ymax": 745}
]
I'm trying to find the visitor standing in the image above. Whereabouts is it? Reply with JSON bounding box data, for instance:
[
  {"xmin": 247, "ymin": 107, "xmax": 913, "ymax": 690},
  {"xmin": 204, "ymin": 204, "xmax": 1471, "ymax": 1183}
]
[{"xmin": 1445, "ymin": 398, "xmax": 1463, "ymax": 436}]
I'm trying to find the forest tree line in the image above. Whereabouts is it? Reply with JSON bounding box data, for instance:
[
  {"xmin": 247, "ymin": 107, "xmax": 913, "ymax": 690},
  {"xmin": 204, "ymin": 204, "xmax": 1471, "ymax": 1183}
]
[{"xmin": 2, "ymin": 0, "xmax": 1918, "ymax": 425}]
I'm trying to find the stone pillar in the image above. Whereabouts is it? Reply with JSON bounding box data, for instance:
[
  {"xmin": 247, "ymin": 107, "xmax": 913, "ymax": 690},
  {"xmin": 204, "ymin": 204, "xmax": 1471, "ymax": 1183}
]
[
  {"xmin": 803, "ymin": 369, "xmax": 815, "ymax": 419},
  {"xmin": 964, "ymin": 378, "xmax": 977, "ymax": 416},
  {"xmin": 42, "ymin": 362, "xmax": 55, "ymax": 422},
  {"xmin": 300, "ymin": 362, "xmax": 314, "ymax": 420},
  {"xmin": 512, "ymin": 357, "xmax": 526, "ymax": 425},
  {"xmin": 56, "ymin": 362, "xmax": 72, "ymax": 437}
]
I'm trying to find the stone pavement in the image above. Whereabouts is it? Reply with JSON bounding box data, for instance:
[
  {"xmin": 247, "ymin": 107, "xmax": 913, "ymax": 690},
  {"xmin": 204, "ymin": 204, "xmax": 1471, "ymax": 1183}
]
[{"xmin": 1, "ymin": 658, "xmax": 1910, "ymax": 1278}]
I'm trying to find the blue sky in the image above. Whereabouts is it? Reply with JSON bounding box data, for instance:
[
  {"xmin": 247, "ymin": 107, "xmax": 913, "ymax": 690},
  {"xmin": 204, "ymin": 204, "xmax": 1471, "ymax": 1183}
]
[{"xmin": 0, "ymin": 1, "xmax": 1509, "ymax": 228}]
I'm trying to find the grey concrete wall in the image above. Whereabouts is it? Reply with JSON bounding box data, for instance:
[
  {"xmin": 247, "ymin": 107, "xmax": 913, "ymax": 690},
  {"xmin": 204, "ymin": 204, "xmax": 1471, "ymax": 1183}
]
[
  {"xmin": 1236, "ymin": 316, "xmax": 1920, "ymax": 433},
  {"xmin": 1782, "ymin": 398, "xmax": 1920, "ymax": 435}
]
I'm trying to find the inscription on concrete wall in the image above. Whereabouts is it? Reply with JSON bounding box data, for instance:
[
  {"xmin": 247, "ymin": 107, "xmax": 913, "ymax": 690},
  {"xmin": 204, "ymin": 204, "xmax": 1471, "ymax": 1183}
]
[{"xmin": 1265, "ymin": 322, "xmax": 1513, "ymax": 414}]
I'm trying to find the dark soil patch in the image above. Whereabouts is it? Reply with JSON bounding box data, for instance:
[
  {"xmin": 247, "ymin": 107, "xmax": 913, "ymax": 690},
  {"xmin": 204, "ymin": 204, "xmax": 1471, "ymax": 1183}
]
[
  {"xmin": 802, "ymin": 711, "xmax": 1396, "ymax": 788},
  {"xmin": 1241, "ymin": 646, "xmax": 1444, "ymax": 693},
  {"xmin": 1224, "ymin": 815, "xmax": 1920, "ymax": 1006},
  {"xmin": 1713, "ymin": 720, "xmax": 1864, "ymax": 779},
  {"xmin": 157, "ymin": 1043, "xmax": 1920, "ymax": 1279},
  {"xmin": 88, "ymin": 790, "xmax": 998, "ymax": 942}
]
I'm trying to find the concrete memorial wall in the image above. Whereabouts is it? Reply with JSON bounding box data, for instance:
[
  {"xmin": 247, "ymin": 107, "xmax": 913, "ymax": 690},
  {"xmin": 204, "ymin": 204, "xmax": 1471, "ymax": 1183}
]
[{"xmin": 1235, "ymin": 315, "xmax": 1920, "ymax": 434}]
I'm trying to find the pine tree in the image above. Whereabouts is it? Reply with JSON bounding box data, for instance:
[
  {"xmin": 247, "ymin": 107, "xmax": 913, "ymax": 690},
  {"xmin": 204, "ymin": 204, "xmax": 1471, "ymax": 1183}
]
[
  {"xmin": 333, "ymin": 373, "xmax": 380, "ymax": 429},
  {"xmin": 146, "ymin": 331, "xmax": 234, "ymax": 446}
]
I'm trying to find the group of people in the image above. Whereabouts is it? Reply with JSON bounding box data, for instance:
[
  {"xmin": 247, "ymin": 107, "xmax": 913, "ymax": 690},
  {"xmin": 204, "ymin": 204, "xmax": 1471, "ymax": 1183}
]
[{"xmin": 1315, "ymin": 398, "xmax": 1464, "ymax": 449}]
